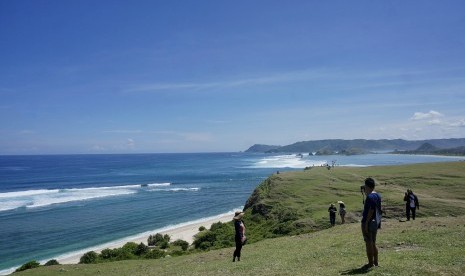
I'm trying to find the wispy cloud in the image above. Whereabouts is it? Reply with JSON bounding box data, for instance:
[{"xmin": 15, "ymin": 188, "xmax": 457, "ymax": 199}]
[
  {"xmin": 411, "ymin": 110, "xmax": 444, "ymax": 120},
  {"xmin": 124, "ymin": 66, "xmax": 465, "ymax": 95},
  {"xmin": 448, "ymin": 119, "xmax": 465, "ymax": 127},
  {"xmin": 102, "ymin": 130, "xmax": 143, "ymax": 134},
  {"xmin": 124, "ymin": 69, "xmax": 327, "ymax": 93},
  {"xmin": 127, "ymin": 138, "xmax": 135, "ymax": 148}
]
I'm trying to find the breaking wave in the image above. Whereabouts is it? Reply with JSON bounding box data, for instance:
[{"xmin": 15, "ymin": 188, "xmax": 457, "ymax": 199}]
[
  {"xmin": 0, "ymin": 183, "xmax": 199, "ymax": 212},
  {"xmin": 249, "ymin": 154, "xmax": 327, "ymax": 169}
]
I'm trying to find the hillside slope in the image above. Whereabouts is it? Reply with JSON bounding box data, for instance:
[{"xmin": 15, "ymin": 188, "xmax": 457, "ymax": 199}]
[
  {"xmin": 18, "ymin": 216, "xmax": 465, "ymax": 276},
  {"xmin": 16, "ymin": 161, "xmax": 465, "ymax": 275}
]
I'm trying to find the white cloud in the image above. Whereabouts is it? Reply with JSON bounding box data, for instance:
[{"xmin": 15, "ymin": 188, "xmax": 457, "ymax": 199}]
[
  {"xmin": 427, "ymin": 119, "xmax": 442, "ymax": 126},
  {"xmin": 447, "ymin": 119, "xmax": 465, "ymax": 127},
  {"xmin": 127, "ymin": 138, "xmax": 135, "ymax": 148},
  {"xmin": 411, "ymin": 110, "xmax": 444, "ymax": 120}
]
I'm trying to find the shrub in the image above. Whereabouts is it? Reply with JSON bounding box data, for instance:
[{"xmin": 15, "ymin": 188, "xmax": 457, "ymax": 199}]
[
  {"xmin": 210, "ymin": 221, "xmax": 224, "ymax": 231},
  {"xmin": 148, "ymin": 233, "xmax": 171, "ymax": 246},
  {"xmin": 159, "ymin": 240, "xmax": 170, "ymax": 249},
  {"xmin": 114, "ymin": 248, "xmax": 135, "ymax": 260},
  {"xmin": 15, "ymin": 260, "xmax": 40, "ymax": 272},
  {"xmin": 135, "ymin": 242, "xmax": 149, "ymax": 256},
  {"xmin": 122, "ymin": 242, "xmax": 138, "ymax": 254},
  {"xmin": 193, "ymin": 221, "xmax": 234, "ymax": 250},
  {"xmin": 172, "ymin": 239, "xmax": 189, "ymax": 251},
  {"xmin": 44, "ymin": 259, "xmax": 60, "ymax": 266},
  {"xmin": 199, "ymin": 226, "xmax": 206, "ymax": 231},
  {"xmin": 79, "ymin": 251, "xmax": 98, "ymax": 264},
  {"xmin": 145, "ymin": 248, "xmax": 165, "ymax": 259},
  {"xmin": 193, "ymin": 230, "xmax": 216, "ymax": 249},
  {"xmin": 100, "ymin": 248, "xmax": 116, "ymax": 259}
]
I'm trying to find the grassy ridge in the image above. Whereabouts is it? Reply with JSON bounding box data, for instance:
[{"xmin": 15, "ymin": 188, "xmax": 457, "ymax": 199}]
[
  {"xmin": 17, "ymin": 216, "xmax": 465, "ymax": 275},
  {"xmin": 16, "ymin": 161, "xmax": 465, "ymax": 275},
  {"xmin": 243, "ymin": 161, "xmax": 465, "ymax": 242}
]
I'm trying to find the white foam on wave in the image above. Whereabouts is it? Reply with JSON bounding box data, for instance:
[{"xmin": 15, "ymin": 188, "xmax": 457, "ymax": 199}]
[
  {"xmin": 169, "ymin": 188, "xmax": 200, "ymax": 192},
  {"xmin": 147, "ymin": 187, "xmax": 200, "ymax": 192},
  {"xmin": 0, "ymin": 183, "xmax": 172, "ymax": 212},
  {"xmin": 147, "ymin": 183, "xmax": 171, "ymax": 187},
  {"xmin": 0, "ymin": 189, "xmax": 59, "ymax": 199},
  {"xmin": 250, "ymin": 154, "xmax": 327, "ymax": 169}
]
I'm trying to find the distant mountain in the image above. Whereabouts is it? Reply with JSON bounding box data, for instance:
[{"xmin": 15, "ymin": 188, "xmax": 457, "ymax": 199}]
[
  {"xmin": 245, "ymin": 144, "xmax": 281, "ymax": 153},
  {"xmin": 244, "ymin": 138, "xmax": 465, "ymax": 155},
  {"xmin": 416, "ymin": 143, "xmax": 439, "ymax": 152},
  {"xmin": 395, "ymin": 143, "xmax": 465, "ymax": 156}
]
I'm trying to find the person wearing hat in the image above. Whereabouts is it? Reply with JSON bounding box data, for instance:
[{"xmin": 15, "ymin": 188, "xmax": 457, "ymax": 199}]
[
  {"xmin": 233, "ymin": 211, "xmax": 246, "ymax": 262},
  {"xmin": 338, "ymin": 201, "xmax": 346, "ymax": 224},
  {"xmin": 328, "ymin": 203, "xmax": 337, "ymax": 226}
]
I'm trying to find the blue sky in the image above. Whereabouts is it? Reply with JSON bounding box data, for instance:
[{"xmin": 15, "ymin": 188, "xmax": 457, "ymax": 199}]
[{"xmin": 1, "ymin": 1, "xmax": 465, "ymax": 154}]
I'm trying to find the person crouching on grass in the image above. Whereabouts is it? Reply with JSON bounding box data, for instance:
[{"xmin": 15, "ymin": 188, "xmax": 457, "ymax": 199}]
[
  {"xmin": 361, "ymin": 177, "xmax": 382, "ymax": 270},
  {"xmin": 233, "ymin": 211, "xmax": 246, "ymax": 262}
]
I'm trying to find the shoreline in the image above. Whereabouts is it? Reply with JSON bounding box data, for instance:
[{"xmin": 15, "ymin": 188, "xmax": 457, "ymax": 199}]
[{"xmin": 55, "ymin": 211, "xmax": 236, "ymax": 265}]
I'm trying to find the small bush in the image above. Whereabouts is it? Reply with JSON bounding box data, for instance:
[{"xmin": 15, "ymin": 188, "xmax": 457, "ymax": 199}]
[
  {"xmin": 113, "ymin": 248, "xmax": 135, "ymax": 260},
  {"xmin": 135, "ymin": 242, "xmax": 149, "ymax": 256},
  {"xmin": 80, "ymin": 251, "xmax": 98, "ymax": 264},
  {"xmin": 15, "ymin": 260, "xmax": 40, "ymax": 272},
  {"xmin": 199, "ymin": 226, "xmax": 206, "ymax": 231},
  {"xmin": 122, "ymin": 242, "xmax": 138, "ymax": 254},
  {"xmin": 159, "ymin": 240, "xmax": 169, "ymax": 249},
  {"xmin": 145, "ymin": 248, "xmax": 165, "ymax": 259},
  {"xmin": 148, "ymin": 233, "xmax": 171, "ymax": 246},
  {"xmin": 172, "ymin": 239, "xmax": 189, "ymax": 251},
  {"xmin": 100, "ymin": 248, "xmax": 116, "ymax": 259},
  {"xmin": 193, "ymin": 230, "xmax": 216, "ymax": 249},
  {"xmin": 44, "ymin": 259, "xmax": 60, "ymax": 266}
]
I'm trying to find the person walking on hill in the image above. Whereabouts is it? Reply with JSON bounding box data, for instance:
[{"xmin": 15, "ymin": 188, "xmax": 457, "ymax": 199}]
[
  {"xmin": 233, "ymin": 211, "xmax": 246, "ymax": 262},
  {"xmin": 404, "ymin": 189, "xmax": 419, "ymax": 220},
  {"xmin": 338, "ymin": 201, "xmax": 346, "ymax": 224},
  {"xmin": 361, "ymin": 177, "xmax": 382, "ymax": 270},
  {"xmin": 328, "ymin": 203, "xmax": 337, "ymax": 226}
]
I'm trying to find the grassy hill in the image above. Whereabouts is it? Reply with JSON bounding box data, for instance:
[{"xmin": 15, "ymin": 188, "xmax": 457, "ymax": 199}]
[{"xmin": 16, "ymin": 161, "xmax": 465, "ymax": 275}]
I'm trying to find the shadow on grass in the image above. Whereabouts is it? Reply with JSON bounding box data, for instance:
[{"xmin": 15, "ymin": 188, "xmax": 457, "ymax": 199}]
[{"xmin": 340, "ymin": 265, "xmax": 373, "ymax": 275}]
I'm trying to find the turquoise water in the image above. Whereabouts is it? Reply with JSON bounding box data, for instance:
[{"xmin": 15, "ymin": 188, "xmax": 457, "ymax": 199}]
[{"xmin": 0, "ymin": 152, "xmax": 463, "ymax": 274}]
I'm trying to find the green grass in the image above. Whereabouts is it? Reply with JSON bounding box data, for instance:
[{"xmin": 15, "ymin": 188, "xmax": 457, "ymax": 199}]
[
  {"xmin": 15, "ymin": 161, "xmax": 465, "ymax": 275},
  {"xmin": 247, "ymin": 161, "xmax": 465, "ymax": 228},
  {"xmin": 17, "ymin": 216, "xmax": 465, "ymax": 275}
]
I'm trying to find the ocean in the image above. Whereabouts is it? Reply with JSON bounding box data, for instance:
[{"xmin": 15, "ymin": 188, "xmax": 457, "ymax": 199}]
[{"xmin": 0, "ymin": 152, "xmax": 463, "ymax": 274}]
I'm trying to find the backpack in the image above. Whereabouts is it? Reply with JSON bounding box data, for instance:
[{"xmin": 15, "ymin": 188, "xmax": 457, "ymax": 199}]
[{"xmin": 372, "ymin": 193, "xmax": 382, "ymax": 229}]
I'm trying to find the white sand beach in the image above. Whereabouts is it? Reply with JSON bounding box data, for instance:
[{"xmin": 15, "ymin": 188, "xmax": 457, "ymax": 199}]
[{"xmin": 56, "ymin": 212, "xmax": 235, "ymax": 265}]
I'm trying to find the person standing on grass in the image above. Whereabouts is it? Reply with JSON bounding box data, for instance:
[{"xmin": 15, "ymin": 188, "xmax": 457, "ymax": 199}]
[
  {"xmin": 233, "ymin": 211, "xmax": 246, "ymax": 262},
  {"xmin": 338, "ymin": 201, "xmax": 346, "ymax": 224},
  {"xmin": 361, "ymin": 177, "xmax": 382, "ymax": 270},
  {"xmin": 328, "ymin": 203, "xmax": 337, "ymax": 226},
  {"xmin": 404, "ymin": 189, "xmax": 419, "ymax": 221}
]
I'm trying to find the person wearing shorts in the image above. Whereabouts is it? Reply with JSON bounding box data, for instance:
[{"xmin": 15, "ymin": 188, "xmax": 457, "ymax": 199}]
[{"xmin": 361, "ymin": 177, "xmax": 382, "ymax": 270}]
